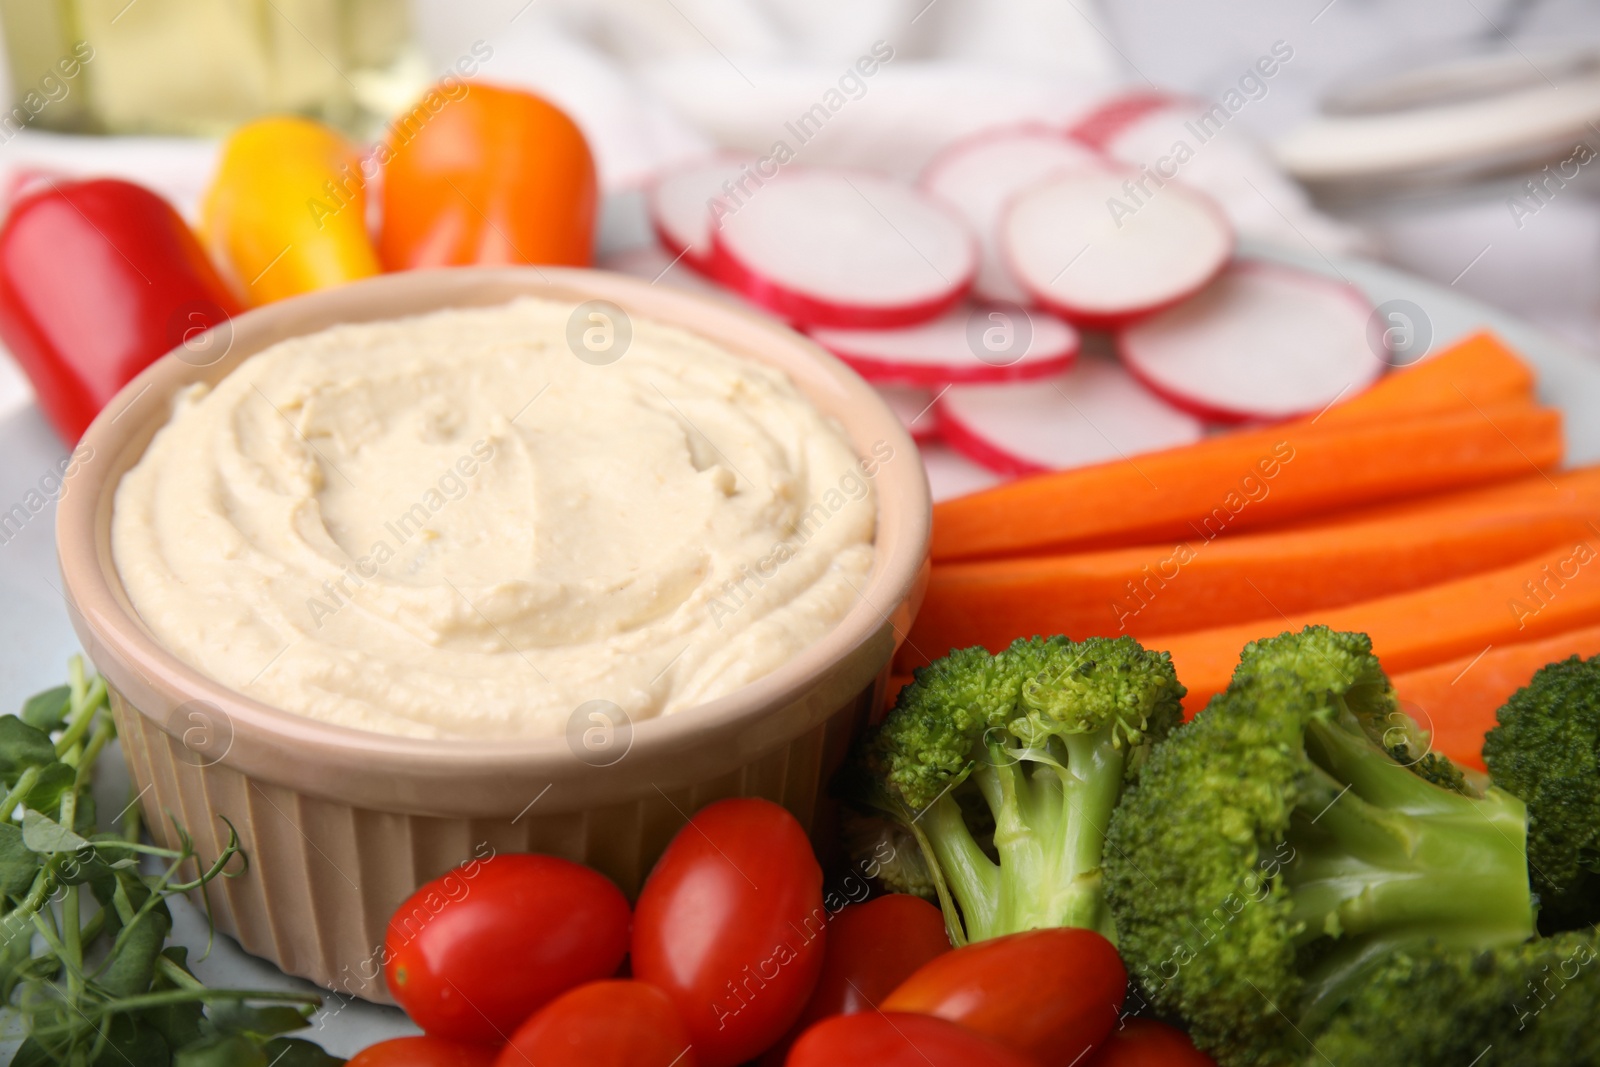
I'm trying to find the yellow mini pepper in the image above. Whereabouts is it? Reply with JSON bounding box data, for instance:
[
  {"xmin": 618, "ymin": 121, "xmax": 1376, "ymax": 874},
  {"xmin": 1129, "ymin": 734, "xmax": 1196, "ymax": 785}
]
[{"xmin": 201, "ymin": 116, "xmax": 380, "ymax": 305}]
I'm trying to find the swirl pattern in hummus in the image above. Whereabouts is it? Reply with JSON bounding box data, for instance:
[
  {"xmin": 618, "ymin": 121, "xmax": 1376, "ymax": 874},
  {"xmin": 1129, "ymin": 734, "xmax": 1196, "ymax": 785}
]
[{"xmin": 112, "ymin": 298, "xmax": 879, "ymax": 739}]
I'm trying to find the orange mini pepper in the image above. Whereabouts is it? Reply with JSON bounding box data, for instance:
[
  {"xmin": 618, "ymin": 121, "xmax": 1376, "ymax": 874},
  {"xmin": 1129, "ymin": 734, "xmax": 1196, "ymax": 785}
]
[
  {"xmin": 378, "ymin": 82, "xmax": 597, "ymax": 269},
  {"xmin": 202, "ymin": 116, "xmax": 380, "ymax": 305}
]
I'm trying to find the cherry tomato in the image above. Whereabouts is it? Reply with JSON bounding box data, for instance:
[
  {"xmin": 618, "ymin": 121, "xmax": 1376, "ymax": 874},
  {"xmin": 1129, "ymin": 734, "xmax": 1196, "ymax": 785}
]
[
  {"xmin": 787, "ymin": 1011, "xmax": 1043, "ymax": 1067},
  {"xmin": 631, "ymin": 798, "xmax": 826, "ymax": 1067},
  {"xmin": 385, "ymin": 853, "xmax": 631, "ymax": 1044},
  {"xmin": 758, "ymin": 893, "xmax": 950, "ymax": 1065},
  {"xmin": 1085, "ymin": 1019, "xmax": 1216, "ymax": 1066},
  {"xmin": 348, "ymin": 1036, "xmax": 499, "ymax": 1066},
  {"xmin": 882, "ymin": 928, "xmax": 1126, "ymax": 1067},
  {"xmin": 496, "ymin": 980, "xmax": 697, "ymax": 1067}
]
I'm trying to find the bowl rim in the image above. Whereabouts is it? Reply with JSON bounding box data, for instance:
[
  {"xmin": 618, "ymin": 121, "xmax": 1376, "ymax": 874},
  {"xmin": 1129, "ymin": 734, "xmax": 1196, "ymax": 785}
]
[{"xmin": 56, "ymin": 266, "xmax": 931, "ymax": 776}]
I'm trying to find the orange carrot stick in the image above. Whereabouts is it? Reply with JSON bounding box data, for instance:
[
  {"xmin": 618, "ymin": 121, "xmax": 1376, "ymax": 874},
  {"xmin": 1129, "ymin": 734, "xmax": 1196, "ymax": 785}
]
[
  {"xmin": 1150, "ymin": 536, "xmax": 1600, "ymax": 717},
  {"xmin": 931, "ymin": 402, "xmax": 1562, "ymax": 561},
  {"xmin": 901, "ymin": 468, "xmax": 1600, "ymax": 670},
  {"xmin": 1315, "ymin": 331, "xmax": 1533, "ymax": 428},
  {"xmin": 1391, "ymin": 625, "xmax": 1600, "ymax": 771},
  {"xmin": 1268, "ymin": 459, "xmax": 1590, "ymax": 532}
]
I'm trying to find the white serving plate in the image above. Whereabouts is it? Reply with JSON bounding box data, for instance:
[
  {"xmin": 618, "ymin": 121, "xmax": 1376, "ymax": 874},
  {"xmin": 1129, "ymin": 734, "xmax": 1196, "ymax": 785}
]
[{"xmin": 0, "ymin": 235, "xmax": 1595, "ymax": 1056}]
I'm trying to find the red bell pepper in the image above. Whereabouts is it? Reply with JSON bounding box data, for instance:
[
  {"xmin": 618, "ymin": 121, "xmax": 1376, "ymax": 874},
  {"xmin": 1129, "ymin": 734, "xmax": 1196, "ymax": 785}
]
[{"xmin": 0, "ymin": 178, "xmax": 240, "ymax": 441}]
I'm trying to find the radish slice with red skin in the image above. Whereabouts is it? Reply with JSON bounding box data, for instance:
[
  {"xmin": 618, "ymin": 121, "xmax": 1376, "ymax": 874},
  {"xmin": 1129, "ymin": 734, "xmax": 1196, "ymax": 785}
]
[
  {"xmin": 937, "ymin": 357, "xmax": 1204, "ymax": 476},
  {"xmin": 648, "ymin": 156, "xmax": 754, "ymax": 271},
  {"xmin": 707, "ymin": 169, "xmax": 976, "ymax": 329},
  {"xmin": 1068, "ymin": 91, "xmax": 1184, "ymax": 152},
  {"xmin": 598, "ymin": 243, "xmax": 779, "ymax": 316},
  {"xmin": 808, "ymin": 302, "xmax": 1078, "ymax": 386},
  {"xmin": 875, "ymin": 384, "xmax": 940, "ymax": 442},
  {"xmin": 921, "ymin": 127, "xmax": 1104, "ymax": 303},
  {"xmin": 1002, "ymin": 169, "xmax": 1232, "ymax": 327},
  {"xmin": 1118, "ymin": 262, "xmax": 1383, "ymax": 423}
]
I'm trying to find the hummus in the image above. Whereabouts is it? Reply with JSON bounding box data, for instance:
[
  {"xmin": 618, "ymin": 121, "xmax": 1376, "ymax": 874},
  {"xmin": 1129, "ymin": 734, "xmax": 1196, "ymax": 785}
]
[{"xmin": 112, "ymin": 298, "xmax": 881, "ymax": 739}]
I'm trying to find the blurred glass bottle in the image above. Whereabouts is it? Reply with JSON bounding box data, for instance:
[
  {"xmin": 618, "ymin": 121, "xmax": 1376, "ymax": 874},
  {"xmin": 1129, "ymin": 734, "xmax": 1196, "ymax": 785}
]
[{"xmin": 0, "ymin": 0, "xmax": 426, "ymax": 137}]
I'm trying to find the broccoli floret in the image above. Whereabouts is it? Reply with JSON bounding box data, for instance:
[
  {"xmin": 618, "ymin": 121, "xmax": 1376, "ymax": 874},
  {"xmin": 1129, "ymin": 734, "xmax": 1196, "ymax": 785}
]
[
  {"xmin": 1104, "ymin": 627, "xmax": 1536, "ymax": 1067},
  {"xmin": 841, "ymin": 635, "xmax": 1184, "ymax": 945},
  {"xmin": 1482, "ymin": 654, "xmax": 1600, "ymax": 933},
  {"xmin": 1307, "ymin": 928, "xmax": 1600, "ymax": 1065}
]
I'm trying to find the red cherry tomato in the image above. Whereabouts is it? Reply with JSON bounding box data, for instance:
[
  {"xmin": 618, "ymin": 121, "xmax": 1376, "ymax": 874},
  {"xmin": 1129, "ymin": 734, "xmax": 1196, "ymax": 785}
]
[
  {"xmin": 882, "ymin": 928, "xmax": 1126, "ymax": 1067},
  {"xmin": 1085, "ymin": 1019, "xmax": 1216, "ymax": 1066},
  {"xmin": 631, "ymin": 798, "xmax": 826, "ymax": 1067},
  {"xmin": 385, "ymin": 853, "xmax": 631, "ymax": 1044},
  {"xmin": 787, "ymin": 1011, "xmax": 1043, "ymax": 1067},
  {"xmin": 496, "ymin": 980, "xmax": 697, "ymax": 1067},
  {"xmin": 759, "ymin": 893, "xmax": 950, "ymax": 1065},
  {"xmin": 348, "ymin": 1036, "xmax": 499, "ymax": 1066}
]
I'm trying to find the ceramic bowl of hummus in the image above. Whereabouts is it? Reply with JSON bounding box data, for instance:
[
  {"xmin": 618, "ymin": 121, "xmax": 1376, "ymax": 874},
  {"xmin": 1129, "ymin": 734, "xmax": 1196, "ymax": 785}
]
[{"xmin": 55, "ymin": 267, "xmax": 930, "ymax": 1002}]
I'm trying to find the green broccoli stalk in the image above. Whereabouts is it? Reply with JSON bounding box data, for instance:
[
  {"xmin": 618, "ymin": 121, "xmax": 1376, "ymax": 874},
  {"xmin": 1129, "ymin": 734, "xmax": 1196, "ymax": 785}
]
[
  {"xmin": 1482, "ymin": 654, "xmax": 1600, "ymax": 933},
  {"xmin": 840, "ymin": 635, "xmax": 1185, "ymax": 945},
  {"xmin": 1104, "ymin": 627, "xmax": 1536, "ymax": 1067},
  {"xmin": 1307, "ymin": 927, "xmax": 1600, "ymax": 1066}
]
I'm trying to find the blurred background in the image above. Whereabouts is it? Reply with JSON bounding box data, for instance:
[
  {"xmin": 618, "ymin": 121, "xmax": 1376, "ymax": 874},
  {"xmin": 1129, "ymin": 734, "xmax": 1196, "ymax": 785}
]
[{"xmin": 0, "ymin": 0, "xmax": 1598, "ymax": 356}]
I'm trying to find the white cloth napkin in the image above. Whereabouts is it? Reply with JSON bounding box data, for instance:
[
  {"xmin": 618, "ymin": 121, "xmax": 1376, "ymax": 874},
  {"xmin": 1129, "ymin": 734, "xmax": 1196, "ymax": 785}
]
[{"xmin": 438, "ymin": 0, "xmax": 1362, "ymax": 260}]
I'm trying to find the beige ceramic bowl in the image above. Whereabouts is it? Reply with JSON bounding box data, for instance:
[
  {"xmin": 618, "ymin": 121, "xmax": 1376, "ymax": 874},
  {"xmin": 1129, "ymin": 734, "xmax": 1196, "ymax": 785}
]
[{"xmin": 55, "ymin": 267, "xmax": 931, "ymax": 1002}]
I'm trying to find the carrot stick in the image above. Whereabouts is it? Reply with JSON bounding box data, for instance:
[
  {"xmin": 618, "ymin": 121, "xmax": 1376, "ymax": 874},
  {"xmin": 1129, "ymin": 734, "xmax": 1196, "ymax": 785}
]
[
  {"xmin": 1150, "ymin": 536, "xmax": 1600, "ymax": 717},
  {"xmin": 1315, "ymin": 331, "xmax": 1534, "ymax": 428},
  {"xmin": 1390, "ymin": 625, "xmax": 1600, "ymax": 771},
  {"xmin": 931, "ymin": 402, "xmax": 1562, "ymax": 561},
  {"xmin": 1267, "ymin": 454, "xmax": 1599, "ymax": 532},
  {"xmin": 901, "ymin": 468, "xmax": 1600, "ymax": 670},
  {"xmin": 932, "ymin": 331, "xmax": 1540, "ymax": 562}
]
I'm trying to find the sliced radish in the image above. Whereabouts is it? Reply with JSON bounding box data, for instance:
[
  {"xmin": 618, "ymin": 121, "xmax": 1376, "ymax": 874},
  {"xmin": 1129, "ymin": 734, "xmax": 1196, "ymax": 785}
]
[
  {"xmin": 647, "ymin": 156, "xmax": 753, "ymax": 271},
  {"xmin": 597, "ymin": 244, "xmax": 785, "ymax": 320},
  {"xmin": 874, "ymin": 384, "xmax": 940, "ymax": 443},
  {"xmin": 1067, "ymin": 91, "xmax": 1184, "ymax": 152},
  {"xmin": 1002, "ymin": 169, "xmax": 1232, "ymax": 327},
  {"xmin": 937, "ymin": 357, "xmax": 1204, "ymax": 476},
  {"xmin": 707, "ymin": 169, "xmax": 976, "ymax": 329},
  {"xmin": 920, "ymin": 127, "xmax": 1104, "ymax": 303},
  {"xmin": 1118, "ymin": 262, "xmax": 1383, "ymax": 423},
  {"xmin": 807, "ymin": 303, "xmax": 1078, "ymax": 386}
]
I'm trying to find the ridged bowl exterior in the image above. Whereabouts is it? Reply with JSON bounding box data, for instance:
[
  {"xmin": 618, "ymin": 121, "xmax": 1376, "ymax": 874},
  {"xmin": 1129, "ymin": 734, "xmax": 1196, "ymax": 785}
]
[
  {"xmin": 57, "ymin": 267, "xmax": 930, "ymax": 1003},
  {"xmin": 109, "ymin": 680, "xmax": 879, "ymax": 1002}
]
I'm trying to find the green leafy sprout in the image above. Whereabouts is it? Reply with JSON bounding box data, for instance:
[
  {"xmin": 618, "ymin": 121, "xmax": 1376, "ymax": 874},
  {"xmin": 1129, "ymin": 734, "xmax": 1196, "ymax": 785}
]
[{"xmin": 1, "ymin": 657, "xmax": 342, "ymax": 1067}]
